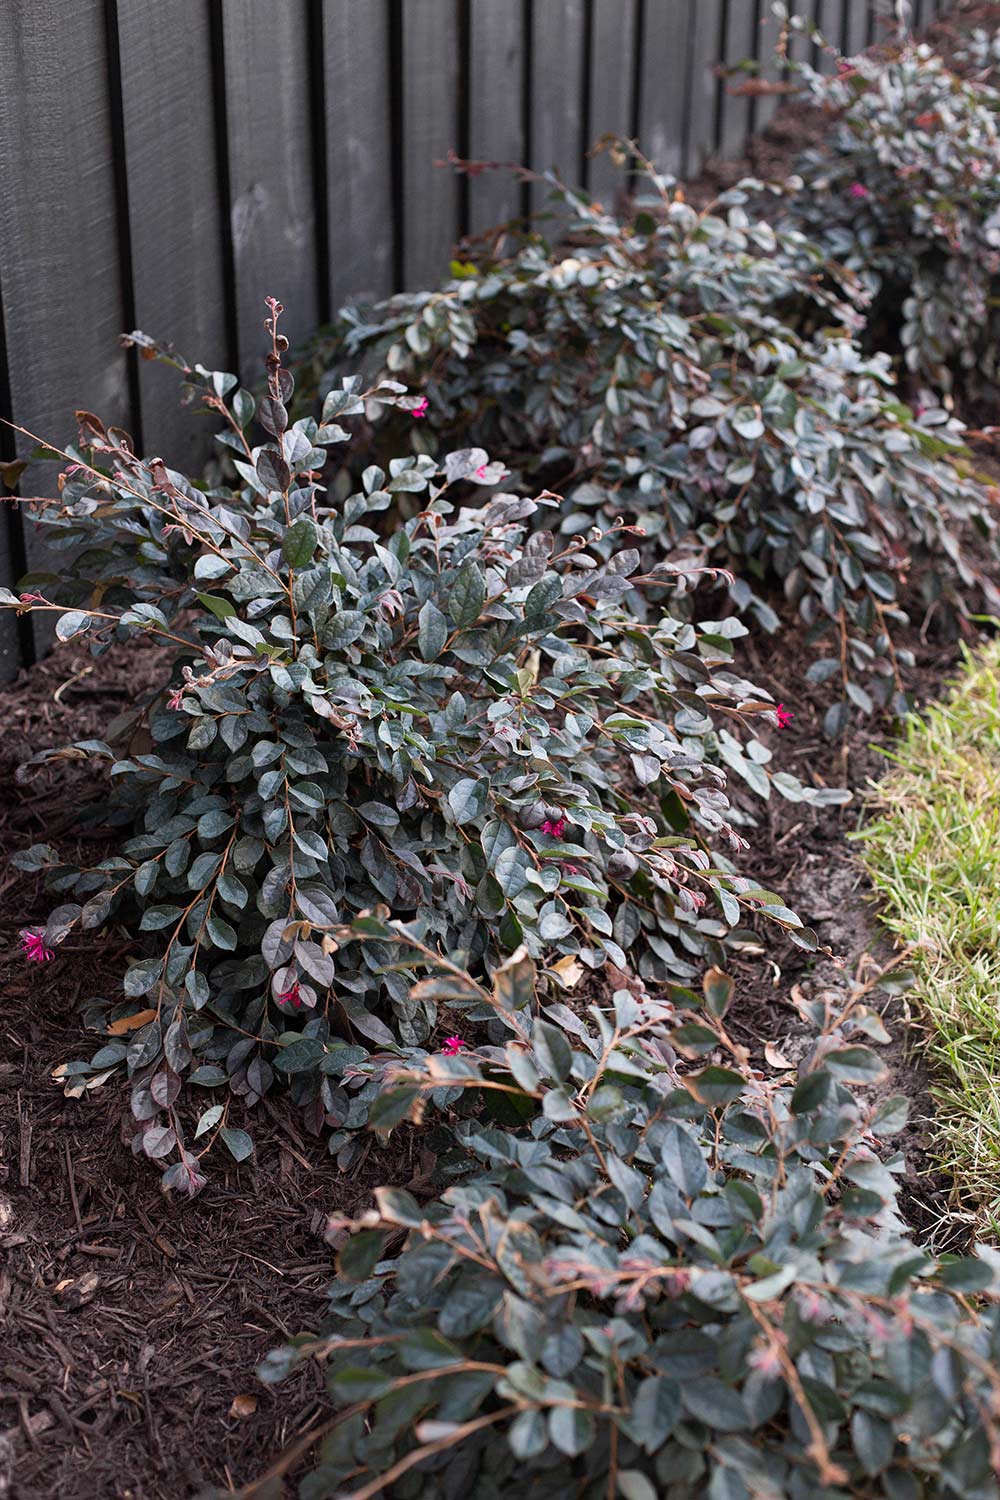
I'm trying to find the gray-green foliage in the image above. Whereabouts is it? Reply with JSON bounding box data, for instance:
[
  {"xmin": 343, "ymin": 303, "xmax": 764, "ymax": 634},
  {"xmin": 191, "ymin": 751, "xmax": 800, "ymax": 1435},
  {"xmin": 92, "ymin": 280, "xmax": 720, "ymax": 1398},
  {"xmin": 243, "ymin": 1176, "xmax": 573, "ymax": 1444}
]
[
  {"xmin": 292, "ymin": 163, "xmax": 998, "ymax": 737},
  {"xmin": 263, "ymin": 935, "xmax": 1000, "ymax": 1500},
  {"xmin": 785, "ymin": 39, "xmax": 1000, "ymax": 392},
  {"xmin": 3, "ymin": 302, "xmax": 827, "ymax": 1186}
]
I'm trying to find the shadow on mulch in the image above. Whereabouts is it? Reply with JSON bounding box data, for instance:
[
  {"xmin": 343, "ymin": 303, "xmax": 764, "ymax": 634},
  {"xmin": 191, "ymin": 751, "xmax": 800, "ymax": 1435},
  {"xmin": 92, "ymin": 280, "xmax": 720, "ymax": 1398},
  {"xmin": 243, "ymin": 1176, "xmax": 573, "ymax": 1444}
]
[{"xmin": 0, "ymin": 642, "xmax": 421, "ymax": 1500}]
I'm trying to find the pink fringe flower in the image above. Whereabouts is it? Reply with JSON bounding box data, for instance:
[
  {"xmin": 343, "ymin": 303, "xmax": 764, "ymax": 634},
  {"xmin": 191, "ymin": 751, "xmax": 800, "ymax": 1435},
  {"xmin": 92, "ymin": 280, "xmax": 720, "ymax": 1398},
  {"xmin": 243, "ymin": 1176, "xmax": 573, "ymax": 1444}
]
[
  {"xmin": 849, "ymin": 182, "xmax": 870, "ymax": 199},
  {"xmin": 441, "ymin": 1036, "xmax": 466, "ymax": 1054},
  {"xmin": 540, "ymin": 816, "xmax": 566, "ymax": 838},
  {"xmin": 277, "ymin": 980, "xmax": 303, "ymax": 1011},
  {"xmin": 775, "ymin": 704, "xmax": 793, "ymax": 728},
  {"xmin": 20, "ymin": 929, "xmax": 54, "ymax": 964},
  {"xmin": 411, "ymin": 396, "xmax": 429, "ymax": 419}
]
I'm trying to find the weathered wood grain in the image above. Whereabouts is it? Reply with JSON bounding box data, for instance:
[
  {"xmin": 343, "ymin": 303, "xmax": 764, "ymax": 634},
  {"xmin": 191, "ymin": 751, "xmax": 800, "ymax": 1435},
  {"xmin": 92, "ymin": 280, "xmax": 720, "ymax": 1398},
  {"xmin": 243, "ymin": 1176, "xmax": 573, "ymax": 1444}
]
[
  {"xmin": 323, "ymin": 0, "xmax": 394, "ymax": 310},
  {"xmin": 223, "ymin": 1, "xmax": 319, "ymax": 377}
]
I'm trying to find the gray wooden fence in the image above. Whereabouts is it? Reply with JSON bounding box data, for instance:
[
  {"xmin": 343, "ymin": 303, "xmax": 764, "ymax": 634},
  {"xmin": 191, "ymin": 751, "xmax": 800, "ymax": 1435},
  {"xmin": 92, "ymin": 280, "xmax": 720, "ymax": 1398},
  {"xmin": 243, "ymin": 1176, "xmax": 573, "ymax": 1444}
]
[{"xmin": 0, "ymin": 0, "xmax": 948, "ymax": 681}]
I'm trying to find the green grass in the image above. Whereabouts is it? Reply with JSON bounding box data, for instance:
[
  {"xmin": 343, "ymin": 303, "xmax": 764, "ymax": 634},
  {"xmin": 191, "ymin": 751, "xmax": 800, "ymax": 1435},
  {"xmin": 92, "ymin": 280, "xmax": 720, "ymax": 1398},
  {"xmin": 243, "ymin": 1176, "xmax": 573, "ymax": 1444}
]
[{"xmin": 857, "ymin": 639, "xmax": 1000, "ymax": 1237}]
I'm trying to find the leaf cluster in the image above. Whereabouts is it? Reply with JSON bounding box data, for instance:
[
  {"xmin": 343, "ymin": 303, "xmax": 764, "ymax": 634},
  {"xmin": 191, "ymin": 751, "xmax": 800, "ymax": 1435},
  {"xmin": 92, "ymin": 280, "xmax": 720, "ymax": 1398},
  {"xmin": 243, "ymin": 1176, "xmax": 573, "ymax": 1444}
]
[
  {"xmin": 263, "ymin": 940, "xmax": 1000, "ymax": 1500},
  {"xmin": 785, "ymin": 39, "xmax": 1000, "ymax": 394},
  {"xmin": 293, "ymin": 162, "xmax": 998, "ymax": 735},
  {"xmin": 4, "ymin": 308, "xmax": 827, "ymax": 1181}
]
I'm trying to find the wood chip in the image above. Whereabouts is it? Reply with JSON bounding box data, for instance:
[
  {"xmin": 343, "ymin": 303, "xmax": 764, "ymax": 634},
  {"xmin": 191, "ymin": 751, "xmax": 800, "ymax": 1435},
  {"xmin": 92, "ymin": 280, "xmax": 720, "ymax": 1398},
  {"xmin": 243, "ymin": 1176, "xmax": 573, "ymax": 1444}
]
[{"xmin": 53, "ymin": 1272, "xmax": 100, "ymax": 1310}]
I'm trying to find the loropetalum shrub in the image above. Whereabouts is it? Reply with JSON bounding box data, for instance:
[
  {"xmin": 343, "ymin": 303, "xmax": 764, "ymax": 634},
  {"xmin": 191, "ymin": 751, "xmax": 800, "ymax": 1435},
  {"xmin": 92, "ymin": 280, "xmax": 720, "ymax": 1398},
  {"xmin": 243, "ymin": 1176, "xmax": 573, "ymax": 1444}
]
[
  {"xmin": 3, "ymin": 301, "xmax": 830, "ymax": 1185},
  {"xmin": 785, "ymin": 37, "xmax": 1000, "ymax": 392},
  {"xmin": 293, "ymin": 166, "xmax": 998, "ymax": 737},
  {"xmin": 261, "ymin": 930, "xmax": 1000, "ymax": 1500}
]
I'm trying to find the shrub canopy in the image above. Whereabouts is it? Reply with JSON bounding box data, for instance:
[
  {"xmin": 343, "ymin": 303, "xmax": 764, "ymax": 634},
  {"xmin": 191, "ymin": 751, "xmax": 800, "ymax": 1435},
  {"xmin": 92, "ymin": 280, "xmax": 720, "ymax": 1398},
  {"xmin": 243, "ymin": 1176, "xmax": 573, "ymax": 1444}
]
[
  {"xmin": 786, "ymin": 41, "xmax": 1000, "ymax": 394},
  {"xmin": 263, "ymin": 935, "xmax": 1000, "ymax": 1500},
  {"xmin": 5, "ymin": 303, "xmax": 829, "ymax": 1183},
  {"xmin": 295, "ymin": 168, "xmax": 998, "ymax": 737}
]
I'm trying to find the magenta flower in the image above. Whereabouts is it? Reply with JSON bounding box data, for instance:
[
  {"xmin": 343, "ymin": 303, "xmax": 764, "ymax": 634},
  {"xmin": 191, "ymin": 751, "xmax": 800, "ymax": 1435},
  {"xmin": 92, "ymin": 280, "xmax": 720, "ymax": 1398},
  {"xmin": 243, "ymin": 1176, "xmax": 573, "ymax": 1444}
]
[
  {"xmin": 441, "ymin": 1035, "xmax": 466, "ymax": 1054},
  {"xmin": 561, "ymin": 862, "xmax": 581, "ymax": 876},
  {"xmin": 18, "ymin": 592, "xmax": 45, "ymax": 605},
  {"xmin": 277, "ymin": 979, "xmax": 303, "ymax": 1011},
  {"xmin": 411, "ymin": 396, "xmax": 429, "ymax": 419},
  {"xmin": 166, "ymin": 687, "xmax": 184, "ymax": 711},
  {"xmin": 20, "ymin": 929, "xmax": 54, "ymax": 964},
  {"xmin": 848, "ymin": 182, "xmax": 870, "ymax": 200},
  {"xmin": 540, "ymin": 816, "xmax": 566, "ymax": 838},
  {"xmin": 775, "ymin": 704, "xmax": 793, "ymax": 728},
  {"xmin": 475, "ymin": 464, "xmax": 489, "ymax": 481}
]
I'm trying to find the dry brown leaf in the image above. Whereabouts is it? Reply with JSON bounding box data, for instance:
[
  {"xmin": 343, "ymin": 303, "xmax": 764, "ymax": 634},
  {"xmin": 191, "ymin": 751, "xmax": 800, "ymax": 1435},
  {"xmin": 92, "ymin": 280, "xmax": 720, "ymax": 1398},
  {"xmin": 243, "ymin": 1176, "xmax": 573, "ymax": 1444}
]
[
  {"xmin": 551, "ymin": 955, "xmax": 584, "ymax": 990},
  {"xmin": 764, "ymin": 1042, "xmax": 794, "ymax": 1070},
  {"xmin": 229, "ymin": 1394, "xmax": 258, "ymax": 1419},
  {"xmin": 106, "ymin": 1008, "xmax": 158, "ymax": 1035}
]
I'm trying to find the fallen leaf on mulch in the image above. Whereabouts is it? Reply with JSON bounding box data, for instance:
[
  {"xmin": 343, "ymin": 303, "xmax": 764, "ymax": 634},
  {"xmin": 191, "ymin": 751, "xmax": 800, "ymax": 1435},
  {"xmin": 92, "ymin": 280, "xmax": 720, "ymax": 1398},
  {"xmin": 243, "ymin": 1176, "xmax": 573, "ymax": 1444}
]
[
  {"xmin": 228, "ymin": 1394, "xmax": 258, "ymax": 1419},
  {"xmin": 107, "ymin": 1008, "xmax": 158, "ymax": 1035},
  {"xmin": 764, "ymin": 1043, "xmax": 795, "ymax": 1070}
]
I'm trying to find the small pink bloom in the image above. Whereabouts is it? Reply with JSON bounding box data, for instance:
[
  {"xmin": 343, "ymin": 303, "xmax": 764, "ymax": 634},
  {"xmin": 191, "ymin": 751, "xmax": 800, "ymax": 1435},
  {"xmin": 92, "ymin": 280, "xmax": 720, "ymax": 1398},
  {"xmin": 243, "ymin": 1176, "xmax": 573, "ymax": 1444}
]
[
  {"xmin": 441, "ymin": 1035, "xmax": 466, "ymax": 1054},
  {"xmin": 20, "ymin": 929, "xmax": 54, "ymax": 964},
  {"xmin": 540, "ymin": 817, "xmax": 566, "ymax": 838},
  {"xmin": 796, "ymin": 1288, "xmax": 827, "ymax": 1323},
  {"xmin": 277, "ymin": 980, "xmax": 303, "ymax": 1011},
  {"xmin": 837, "ymin": 60, "xmax": 857, "ymax": 78},
  {"xmin": 748, "ymin": 1342, "xmax": 783, "ymax": 1378},
  {"xmin": 775, "ymin": 704, "xmax": 793, "ymax": 728},
  {"xmin": 475, "ymin": 464, "xmax": 489, "ymax": 481},
  {"xmin": 166, "ymin": 687, "xmax": 184, "ymax": 711},
  {"xmin": 411, "ymin": 397, "xmax": 429, "ymax": 420},
  {"xmin": 18, "ymin": 592, "xmax": 45, "ymax": 604},
  {"xmin": 849, "ymin": 182, "xmax": 870, "ymax": 200},
  {"xmin": 561, "ymin": 862, "xmax": 581, "ymax": 876}
]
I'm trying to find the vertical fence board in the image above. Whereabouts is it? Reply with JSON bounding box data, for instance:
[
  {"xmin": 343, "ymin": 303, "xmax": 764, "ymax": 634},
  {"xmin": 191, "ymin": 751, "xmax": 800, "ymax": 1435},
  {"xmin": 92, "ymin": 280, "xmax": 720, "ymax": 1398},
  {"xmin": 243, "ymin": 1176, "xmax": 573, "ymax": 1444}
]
[
  {"xmin": 117, "ymin": 0, "xmax": 228, "ymax": 466},
  {"xmin": 686, "ymin": 0, "xmax": 723, "ymax": 173},
  {"xmin": 639, "ymin": 0, "xmax": 694, "ymax": 177},
  {"xmin": 469, "ymin": 0, "xmax": 524, "ymax": 234},
  {"xmin": 587, "ymin": 0, "xmax": 638, "ymax": 208},
  {"xmin": 720, "ymin": 0, "xmax": 758, "ymax": 158},
  {"xmin": 754, "ymin": 1, "xmax": 785, "ymax": 134},
  {"xmin": 402, "ymin": 0, "xmax": 460, "ymax": 289},
  {"xmin": 842, "ymin": 0, "xmax": 869, "ymax": 53},
  {"xmin": 223, "ymin": 1, "xmax": 318, "ymax": 379},
  {"xmin": 0, "ymin": 288, "xmax": 23, "ymax": 674},
  {"xmin": 323, "ymin": 0, "xmax": 393, "ymax": 311},
  {"xmin": 0, "ymin": 496, "xmax": 17, "ymax": 675},
  {"xmin": 0, "ymin": 0, "xmax": 129, "ymax": 666},
  {"xmin": 530, "ymin": 0, "xmax": 586, "ymax": 219}
]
